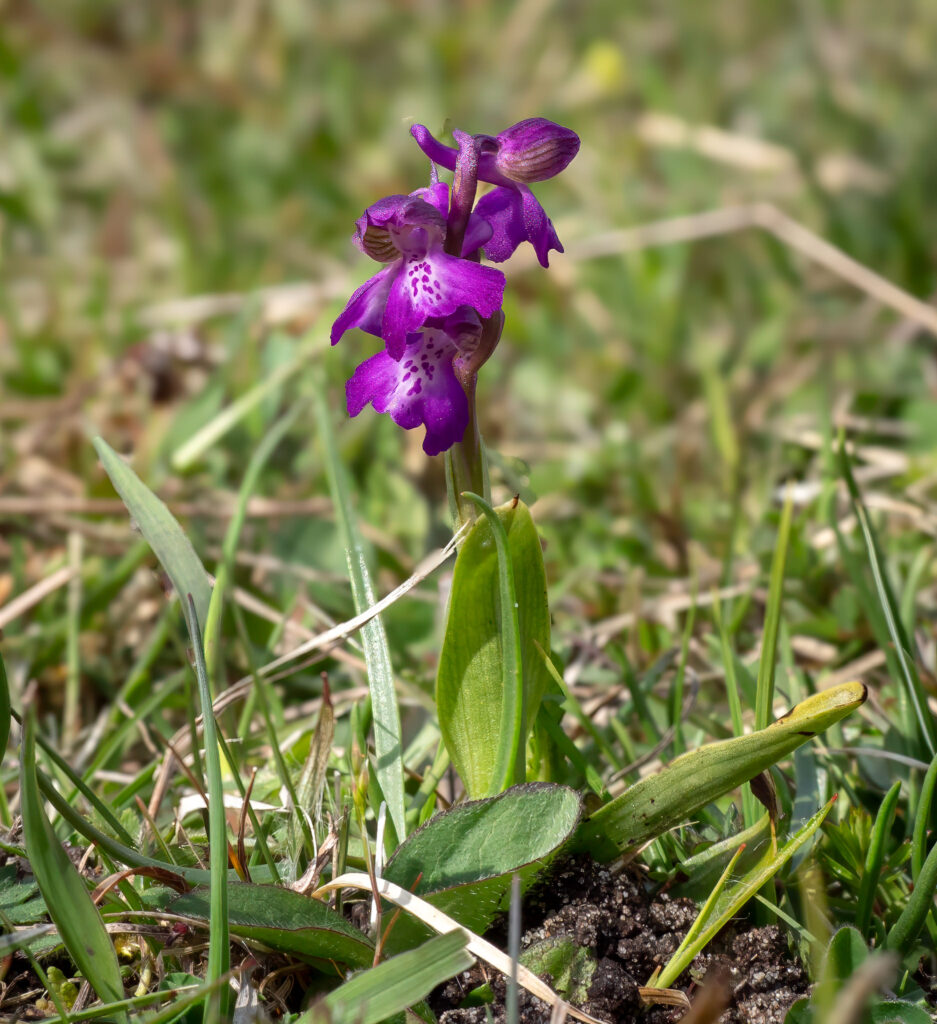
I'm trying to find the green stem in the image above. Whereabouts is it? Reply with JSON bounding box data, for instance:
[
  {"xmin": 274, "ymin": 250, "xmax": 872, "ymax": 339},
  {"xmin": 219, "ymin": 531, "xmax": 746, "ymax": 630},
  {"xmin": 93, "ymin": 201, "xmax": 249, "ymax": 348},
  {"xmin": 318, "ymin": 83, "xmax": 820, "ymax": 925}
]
[{"xmin": 445, "ymin": 378, "xmax": 489, "ymax": 527}]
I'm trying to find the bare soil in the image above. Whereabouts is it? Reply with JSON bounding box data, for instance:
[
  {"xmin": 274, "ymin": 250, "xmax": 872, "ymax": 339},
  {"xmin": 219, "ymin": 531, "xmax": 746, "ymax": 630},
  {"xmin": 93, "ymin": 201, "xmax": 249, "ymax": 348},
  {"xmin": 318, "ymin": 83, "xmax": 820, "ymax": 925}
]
[{"xmin": 430, "ymin": 856, "xmax": 808, "ymax": 1024}]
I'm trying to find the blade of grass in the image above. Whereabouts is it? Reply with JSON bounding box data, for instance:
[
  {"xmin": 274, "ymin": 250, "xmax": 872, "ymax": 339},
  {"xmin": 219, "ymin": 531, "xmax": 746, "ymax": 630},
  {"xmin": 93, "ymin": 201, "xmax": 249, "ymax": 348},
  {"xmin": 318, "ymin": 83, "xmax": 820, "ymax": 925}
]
[
  {"xmin": 855, "ymin": 779, "xmax": 901, "ymax": 937},
  {"xmin": 536, "ymin": 702, "xmax": 607, "ymax": 799},
  {"xmin": 885, "ymin": 837, "xmax": 937, "ymax": 956},
  {"xmin": 463, "ymin": 492, "xmax": 524, "ymax": 795},
  {"xmin": 93, "ymin": 437, "xmax": 213, "ymax": 628},
  {"xmin": 712, "ymin": 595, "xmax": 744, "ymax": 737},
  {"xmin": 183, "ymin": 596, "xmax": 231, "ymax": 1023},
  {"xmin": 912, "ymin": 751, "xmax": 937, "ymax": 880},
  {"xmin": 669, "ymin": 596, "xmax": 696, "ymax": 758},
  {"xmin": 754, "ymin": 491, "xmax": 793, "ymax": 733},
  {"xmin": 747, "ymin": 491, "xmax": 793, "ymax": 853},
  {"xmin": 313, "ymin": 377, "xmax": 406, "ymax": 845},
  {"xmin": 839, "ymin": 443, "xmax": 937, "ymax": 756},
  {"xmin": 534, "ymin": 641, "xmax": 622, "ymax": 771},
  {"xmin": 0, "ymin": 651, "xmax": 10, "ymax": 783},
  {"xmin": 19, "ymin": 707, "xmax": 128, "ymax": 1021},
  {"xmin": 654, "ymin": 798, "xmax": 834, "ymax": 989}
]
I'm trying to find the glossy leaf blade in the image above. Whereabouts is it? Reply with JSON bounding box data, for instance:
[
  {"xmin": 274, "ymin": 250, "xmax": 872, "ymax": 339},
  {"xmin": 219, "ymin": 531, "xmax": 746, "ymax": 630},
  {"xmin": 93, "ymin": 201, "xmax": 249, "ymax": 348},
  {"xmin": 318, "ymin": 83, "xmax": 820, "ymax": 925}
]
[
  {"xmin": 582, "ymin": 681, "xmax": 866, "ymax": 856},
  {"xmin": 301, "ymin": 930, "xmax": 473, "ymax": 1024},
  {"xmin": 93, "ymin": 437, "xmax": 212, "ymax": 628},
  {"xmin": 19, "ymin": 709, "xmax": 128, "ymax": 1019},
  {"xmin": 436, "ymin": 499, "xmax": 551, "ymax": 798}
]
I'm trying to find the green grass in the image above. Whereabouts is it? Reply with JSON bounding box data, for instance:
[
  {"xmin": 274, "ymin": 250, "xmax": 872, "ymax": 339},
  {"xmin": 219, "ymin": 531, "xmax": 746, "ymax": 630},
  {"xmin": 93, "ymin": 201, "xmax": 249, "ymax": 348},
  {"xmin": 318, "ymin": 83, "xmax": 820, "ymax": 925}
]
[{"xmin": 3, "ymin": 1, "xmax": 937, "ymax": 1019}]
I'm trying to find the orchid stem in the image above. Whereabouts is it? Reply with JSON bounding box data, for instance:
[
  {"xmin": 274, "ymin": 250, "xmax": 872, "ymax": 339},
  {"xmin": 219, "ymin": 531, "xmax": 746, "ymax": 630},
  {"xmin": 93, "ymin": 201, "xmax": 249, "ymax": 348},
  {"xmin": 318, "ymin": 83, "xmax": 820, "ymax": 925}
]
[{"xmin": 445, "ymin": 378, "xmax": 489, "ymax": 528}]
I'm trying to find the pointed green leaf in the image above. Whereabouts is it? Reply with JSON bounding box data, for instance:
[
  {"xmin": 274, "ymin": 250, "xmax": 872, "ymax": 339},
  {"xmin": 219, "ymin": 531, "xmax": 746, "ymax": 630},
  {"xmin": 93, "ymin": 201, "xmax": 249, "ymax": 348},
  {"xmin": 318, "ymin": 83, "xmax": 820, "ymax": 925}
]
[
  {"xmin": 436, "ymin": 499, "xmax": 551, "ymax": 798},
  {"xmin": 93, "ymin": 437, "xmax": 212, "ymax": 628},
  {"xmin": 582, "ymin": 682, "xmax": 866, "ymax": 857},
  {"xmin": 301, "ymin": 931, "xmax": 473, "ymax": 1024},
  {"xmin": 655, "ymin": 799, "xmax": 834, "ymax": 989},
  {"xmin": 382, "ymin": 783, "xmax": 579, "ymax": 951},
  {"xmin": 165, "ymin": 882, "xmax": 374, "ymax": 966},
  {"xmin": 19, "ymin": 709, "xmax": 128, "ymax": 1020}
]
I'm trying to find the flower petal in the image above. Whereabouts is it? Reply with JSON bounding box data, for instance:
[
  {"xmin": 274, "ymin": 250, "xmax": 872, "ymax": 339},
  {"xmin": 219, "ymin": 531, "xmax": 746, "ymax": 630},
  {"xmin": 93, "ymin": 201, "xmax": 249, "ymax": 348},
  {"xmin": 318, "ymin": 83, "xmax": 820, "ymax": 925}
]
[
  {"xmin": 416, "ymin": 181, "xmax": 451, "ymax": 220},
  {"xmin": 346, "ymin": 331, "xmax": 468, "ymax": 455},
  {"xmin": 381, "ymin": 252, "xmax": 504, "ymax": 358},
  {"xmin": 410, "ymin": 125, "xmax": 458, "ymax": 172},
  {"xmin": 474, "ymin": 185, "xmax": 563, "ymax": 267},
  {"xmin": 461, "ymin": 210, "xmax": 494, "ymax": 257},
  {"xmin": 331, "ymin": 266, "xmax": 395, "ymax": 346}
]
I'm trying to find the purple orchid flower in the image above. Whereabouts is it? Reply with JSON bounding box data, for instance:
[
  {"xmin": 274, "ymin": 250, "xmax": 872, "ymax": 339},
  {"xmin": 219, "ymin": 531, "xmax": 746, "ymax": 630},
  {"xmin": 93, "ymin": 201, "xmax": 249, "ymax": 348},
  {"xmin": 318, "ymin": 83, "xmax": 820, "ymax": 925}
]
[
  {"xmin": 346, "ymin": 309, "xmax": 483, "ymax": 455},
  {"xmin": 330, "ymin": 181, "xmax": 504, "ymax": 361},
  {"xmin": 410, "ymin": 118, "xmax": 579, "ymax": 267}
]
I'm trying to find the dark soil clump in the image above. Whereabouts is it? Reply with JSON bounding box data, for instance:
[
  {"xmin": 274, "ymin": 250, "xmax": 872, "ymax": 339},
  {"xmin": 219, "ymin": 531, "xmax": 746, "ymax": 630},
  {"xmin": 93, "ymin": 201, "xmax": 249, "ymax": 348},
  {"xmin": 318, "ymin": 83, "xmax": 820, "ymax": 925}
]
[{"xmin": 430, "ymin": 856, "xmax": 807, "ymax": 1024}]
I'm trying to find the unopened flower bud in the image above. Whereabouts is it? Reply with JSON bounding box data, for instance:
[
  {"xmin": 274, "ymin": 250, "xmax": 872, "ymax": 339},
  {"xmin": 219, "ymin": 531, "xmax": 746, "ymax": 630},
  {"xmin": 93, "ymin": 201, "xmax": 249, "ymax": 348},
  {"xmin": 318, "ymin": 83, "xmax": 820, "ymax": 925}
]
[{"xmin": 494, "ymin": 118, "xmax": 580, "ymax": 184}]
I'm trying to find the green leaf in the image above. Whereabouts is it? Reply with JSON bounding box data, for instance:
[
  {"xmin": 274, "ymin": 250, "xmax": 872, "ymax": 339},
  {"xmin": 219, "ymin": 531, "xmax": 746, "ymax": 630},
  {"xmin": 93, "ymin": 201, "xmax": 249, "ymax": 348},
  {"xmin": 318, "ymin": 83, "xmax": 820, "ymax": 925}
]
[
  {"xmin": 520, "ymin": 938, "xmax": 596, "ymax": 1004},
  {"xmin": 581, "ymin": 681, "xmax": 866, "ymax": 857},
  {"xmin": 19, "ymin": 708, "xmax": 128, "ymax": 1020},
  {"xmin": 655, "ymin": 799, "xmax": 833, "ymax": 989},
  {"xmin": 301, "ymin": 930, "xmax": 473, "ymax": 1024},
  {"xmin": 463, "ymin": 492, "xmax": 523, "ymax": 794},
  {"xmin": 839, "ymin": 444, "xmax": 937, "ymax": 756},
  {"xmin": 182, "ymin": 597, "xmax": 230, "ymax": 1024},
  {"xmin": 0, "ymin": 650, "xmax": 9, "ymax": 764},
  {"xmin": 885, "ymin": 837, "xmax": 937, "ymax": 956},
  {"xmin": 856, "ymin": 780, "xmax": 901, "ymax": 937},
  {"xmin": 436, "ymin": 499, "xmax": 551, "ymax": 799},
  {"xmin": 382, "ymin": 783, "xmax": 579, "ymax": 951},
  {"xmin": 93, "ymin": 437, "xmax": 212, "ymax": 628},
  {"xmin": 911, "ymin": 751, "xmax": 937, "ymax": 880},
  {"xmin": 822, "ymin": 925, "xmax": 869, "ymax": 988},
  {"xmin": 868, "ymin": 1003, "xmax": 933, "ymax": 1024},
  {"xmin": 314, "ymin": 379, "xmax": 406, "ymax": 845},
  {"xmin": 165, "ymin": 882, "xmax": 374, "ymax": 966}
]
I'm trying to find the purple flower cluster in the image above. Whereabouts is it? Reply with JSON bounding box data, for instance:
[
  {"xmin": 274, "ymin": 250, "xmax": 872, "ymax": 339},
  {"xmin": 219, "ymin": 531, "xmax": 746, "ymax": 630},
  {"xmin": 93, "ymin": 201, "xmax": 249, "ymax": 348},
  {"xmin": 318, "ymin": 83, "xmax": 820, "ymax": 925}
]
[{"xmin": 332, "ymin": 118, "xmax": 579, "ymax": 455}]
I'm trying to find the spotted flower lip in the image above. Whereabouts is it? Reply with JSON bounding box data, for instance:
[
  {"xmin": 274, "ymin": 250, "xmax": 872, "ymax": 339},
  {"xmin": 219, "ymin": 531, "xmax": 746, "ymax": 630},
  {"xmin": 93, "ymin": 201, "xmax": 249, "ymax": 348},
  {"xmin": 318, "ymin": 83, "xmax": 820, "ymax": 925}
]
[
  {"xmin": 331, "ymin": 182, "xmax": 503, "ymax": 360},
  {"xmin": 410, "ymin": 119, "xmax": 578, "ymax": 268},
  {"xmin": 345, "ymin": 309, "xmax": 482, "ymax": 455}
]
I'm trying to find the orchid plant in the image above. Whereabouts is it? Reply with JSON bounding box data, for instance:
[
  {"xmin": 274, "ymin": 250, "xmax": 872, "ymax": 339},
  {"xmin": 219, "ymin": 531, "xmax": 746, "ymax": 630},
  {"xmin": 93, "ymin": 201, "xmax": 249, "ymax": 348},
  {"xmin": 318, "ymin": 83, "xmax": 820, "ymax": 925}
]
[{"xmin": 329, "ymin": 117, "xmax": 581, "ymax": 800}]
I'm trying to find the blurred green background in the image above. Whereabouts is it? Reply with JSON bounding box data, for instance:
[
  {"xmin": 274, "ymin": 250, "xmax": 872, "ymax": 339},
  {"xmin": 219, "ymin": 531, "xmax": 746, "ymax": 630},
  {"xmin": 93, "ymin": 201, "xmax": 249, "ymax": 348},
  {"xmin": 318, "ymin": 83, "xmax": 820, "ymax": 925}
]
[{"xmin": 3, "ymin": 0, "xmax": 937, "ymax": 652}]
